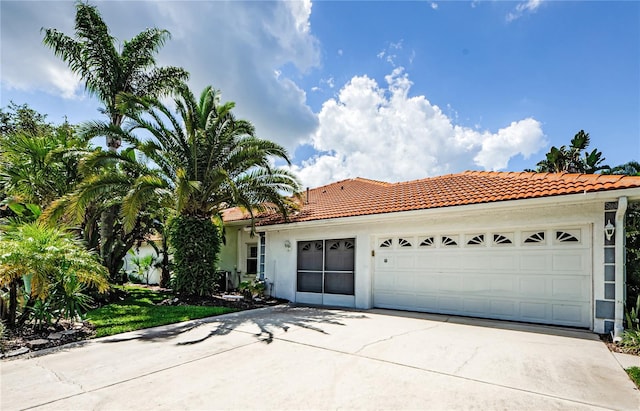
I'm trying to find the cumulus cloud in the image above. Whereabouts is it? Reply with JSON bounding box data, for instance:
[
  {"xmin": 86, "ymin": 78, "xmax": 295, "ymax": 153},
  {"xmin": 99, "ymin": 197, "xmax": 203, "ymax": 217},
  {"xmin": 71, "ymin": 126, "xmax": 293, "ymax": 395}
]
[
  {"xmin": 0, "ymin": 1, "xmax": 83, "ymax": 98},
  {"xmin": 507, "ymin": 0, "xmax": 544, "ymax": 22},
  {"xmin": 293, "ymin": 68, "xmax": 546, "ymax": 188},
  {"xmin": 1, "ymin": 0, "xmax": 320, "ymax": 149}
]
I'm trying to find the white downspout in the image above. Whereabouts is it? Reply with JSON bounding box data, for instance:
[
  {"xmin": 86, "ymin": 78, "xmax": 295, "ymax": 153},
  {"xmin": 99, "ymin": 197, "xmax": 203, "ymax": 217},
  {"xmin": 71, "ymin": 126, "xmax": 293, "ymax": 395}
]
[{"xmin": 614, "ymin": 196, "xmax": 628, "ymax": 340}]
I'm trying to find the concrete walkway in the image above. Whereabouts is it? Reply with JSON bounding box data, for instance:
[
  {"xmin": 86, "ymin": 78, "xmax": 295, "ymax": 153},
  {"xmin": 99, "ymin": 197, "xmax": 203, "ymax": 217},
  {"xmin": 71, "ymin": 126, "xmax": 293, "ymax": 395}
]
[{"xmin": 2, "ymin": 306, "xmax": 639, "ymax": 410}]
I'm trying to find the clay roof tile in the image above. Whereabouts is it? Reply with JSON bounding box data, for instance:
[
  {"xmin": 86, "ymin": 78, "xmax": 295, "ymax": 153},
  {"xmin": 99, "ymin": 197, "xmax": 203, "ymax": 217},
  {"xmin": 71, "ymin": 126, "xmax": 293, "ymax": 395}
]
[{"xmin": 223, "ymin": 171, "xmax": 640, "ymax": 225}]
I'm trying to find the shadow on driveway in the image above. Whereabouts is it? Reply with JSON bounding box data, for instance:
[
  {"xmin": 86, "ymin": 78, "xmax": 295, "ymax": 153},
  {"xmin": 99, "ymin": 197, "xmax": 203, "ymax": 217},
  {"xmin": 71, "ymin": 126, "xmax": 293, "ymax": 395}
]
[{"xmin": 99, "ymin": 305, "xmax": 369, "ymax": 346}]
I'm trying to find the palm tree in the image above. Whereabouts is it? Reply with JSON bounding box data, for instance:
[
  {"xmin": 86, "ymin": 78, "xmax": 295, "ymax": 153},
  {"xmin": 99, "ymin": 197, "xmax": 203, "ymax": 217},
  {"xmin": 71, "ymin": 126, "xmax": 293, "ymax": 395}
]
[
  {"xmin": 87, "ymin": 85, "xmax": 300, "ymax": 295},
  {"xmin": 42, "ymin": 2, "xmax": 188, "ymax": 277},
  {"xmin": 606, "ymin": 161, "xmax": 640, "ymax": 176},
  {"xmin": 0, "ymin": 221, "xmax": 109, "ymax": 328},
  {"xmin": 43, "ymin": 147, "xmax": 169, "ymax": 282},
  {"xmin": 536, "ymin": 130, "xmax": 609, "ymax": 174},
  {"xmin": 0, "ymin": 121, "xmax": 87, "ymax": 208},
  {"xmin": 42, "ymin": 2, "xmax": 188, "ymax": 150}
]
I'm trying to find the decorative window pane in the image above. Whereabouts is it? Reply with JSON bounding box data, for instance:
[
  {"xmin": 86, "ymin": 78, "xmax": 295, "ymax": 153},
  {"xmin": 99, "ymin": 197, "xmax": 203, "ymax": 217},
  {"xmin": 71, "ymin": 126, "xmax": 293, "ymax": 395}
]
[
  {"xmin": 523, "ymin": 231, "xmax": 545, "ymax": 244},
  {"xmin": 398, "ymin": 238, "xmax": 412, "ymax": 248},
  {"xmin": 467, "ymin": 234, "xmax": 485, "ymax": 246},
  {"xmin": 329, "ymin": 240, "xmax": 355, "ymax": 250},
  {"xmin": 493, "ymin": 234, "xmax": 513, "ymax": 245},
  {"xmin": 379, "ymin": 238, "xmax": 393, "ymax": 248},
  {"xmin": 419, "ymin": 237, "xmax": 435, "ymax": 247},
  {"xmin": 441, "ymin": 236, "xmax": 458, "ymax": 246},
  {"xmin": 556, "ymin": 231, "xmax": 579, "ymax": 243}
]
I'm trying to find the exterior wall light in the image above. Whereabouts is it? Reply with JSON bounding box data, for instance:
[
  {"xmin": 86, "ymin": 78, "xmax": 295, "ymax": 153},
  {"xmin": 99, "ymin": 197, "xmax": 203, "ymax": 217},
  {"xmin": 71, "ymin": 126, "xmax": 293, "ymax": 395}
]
[
  {"xmin": 604, "ymin": 220, "xmax": 615, "ymax": 241},
  {"xmin": 284, "ymin": 240, "xmax": 292, "ymax": 251}
]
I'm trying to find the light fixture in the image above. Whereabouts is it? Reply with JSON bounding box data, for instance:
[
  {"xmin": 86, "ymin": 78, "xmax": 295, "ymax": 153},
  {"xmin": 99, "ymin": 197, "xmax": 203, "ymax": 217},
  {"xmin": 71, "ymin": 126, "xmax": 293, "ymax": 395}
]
[
  {"xmin": 604, "ymin": 220, "xmax": 615, "ymax": 241},
  {"xmin": 284, "ymin": 240, "xmax": 291, "ymax": 251}
]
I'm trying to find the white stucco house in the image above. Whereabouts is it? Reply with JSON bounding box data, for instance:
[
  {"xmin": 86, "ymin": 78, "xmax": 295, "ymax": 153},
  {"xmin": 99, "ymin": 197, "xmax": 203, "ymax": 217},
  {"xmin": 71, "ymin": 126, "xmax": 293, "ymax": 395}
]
[{"xmin": 220, "ymin": 171, "xmax": 640, "ymax": 336}]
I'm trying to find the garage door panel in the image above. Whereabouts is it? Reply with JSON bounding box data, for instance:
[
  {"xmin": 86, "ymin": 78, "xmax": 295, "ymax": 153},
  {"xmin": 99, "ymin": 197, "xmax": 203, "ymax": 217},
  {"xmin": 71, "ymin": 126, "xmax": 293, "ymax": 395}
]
[
  {"xmin": 439, "ymin": 276, "xmax": 461, "ymax": 292},
  {"xmin": 461, "ymin": 253, "xmax": 491, "ymax": 269},
  {"xmin": 520, "ymin": 302, "xmax": 548, "ymax": 321},
  {"xmin": 374, "ymin": 226, "xmax": 592, "ymax": 328},
  {"xmin": 491, "ymin": 255, "xmax": 517, "ymax": 270},
  {"xmin": 438, "ymin": 296, "xmax": 462, "ymax": 311},
  {"xmin": 436, "ymin": 254, "xmax": 462, "ymax": 270},
  {"xmin": 551, "ymin": 278, "xmax": 590, "ymax": 300},
  {"xmin": 520, "ymin": 253, "xmax": 551, "ymax": 271},
  {"xmin": 552, "ymin": 253, "xmax": 587, "ymax": 272},
  {"xmin": 395, "ymin": 273, "xmax": 415, "ymax": 292},
  {"xmin": 396, "ymin": 255, "xmax": 416, "ymax": 269},
  {"xmin": 491, "ymin": 278, "xmax": 516, "ymax": 293},
  {"xmin": 519, "ymin": 277, "xmax": 548, "ymax": 297},
  {"xmin": 490, "ymin": 300, "xmax": 517, "ymax": 317},
  {"xmin": 464, "ymin": 277, "xmax": 492, "ymax": 293},
  {"xmin": 463, "ymin": 298, "xmax": 490, "ymax": 314},
  {"xmin": 552, "ymin": 304, "xmax": 586, "ymax": 324}
]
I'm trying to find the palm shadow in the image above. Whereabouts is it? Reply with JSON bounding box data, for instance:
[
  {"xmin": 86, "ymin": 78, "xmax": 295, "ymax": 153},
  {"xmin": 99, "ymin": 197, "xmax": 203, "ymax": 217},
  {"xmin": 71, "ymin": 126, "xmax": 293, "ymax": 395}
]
[{"xmin": 100, "ymin": 305, "xmax": 369, "ymax": 346}]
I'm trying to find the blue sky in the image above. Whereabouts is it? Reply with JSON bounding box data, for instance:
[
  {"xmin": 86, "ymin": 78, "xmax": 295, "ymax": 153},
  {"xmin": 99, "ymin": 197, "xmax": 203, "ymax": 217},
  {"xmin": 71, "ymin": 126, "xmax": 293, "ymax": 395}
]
[{"xmin": 1, "ymin": 0, "xmax": 638, "ymax": 188}]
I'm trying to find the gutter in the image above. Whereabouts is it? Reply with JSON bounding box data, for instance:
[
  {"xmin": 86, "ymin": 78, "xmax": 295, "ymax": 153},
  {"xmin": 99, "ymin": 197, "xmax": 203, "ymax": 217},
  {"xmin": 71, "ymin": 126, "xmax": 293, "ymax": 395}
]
[{"xmin": 614, "ymin": 196, "xmax": 628, "ymax": 341}]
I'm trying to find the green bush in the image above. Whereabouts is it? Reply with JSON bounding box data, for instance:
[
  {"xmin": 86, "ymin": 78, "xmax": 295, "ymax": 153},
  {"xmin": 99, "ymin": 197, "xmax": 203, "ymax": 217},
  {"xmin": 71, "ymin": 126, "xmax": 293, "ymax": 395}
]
[
  {"xmin": 620, "ymin": 295, "xmax": 640, "ymax": 354},
  {"xmin": 239, "ymin": 280, "xmax": 266, "ymax": 301},
  {"xmin": 167, "ymin": 215, "xmax": 222, "ymax": 296}
]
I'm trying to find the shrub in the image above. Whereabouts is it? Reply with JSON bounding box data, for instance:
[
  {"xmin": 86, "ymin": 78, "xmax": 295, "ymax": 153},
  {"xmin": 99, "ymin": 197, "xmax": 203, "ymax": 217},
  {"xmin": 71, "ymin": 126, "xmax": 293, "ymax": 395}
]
[
  {"xmin": 0, "ymin": 222, "xmax": 109, "ymax": 328},
  {"xmin": 167, "ymin": 215, "xmax": 222, "ymax": 296},
  {"xmin": 620, "ymin": 295, "xmax": 640, "ymax": 354}
]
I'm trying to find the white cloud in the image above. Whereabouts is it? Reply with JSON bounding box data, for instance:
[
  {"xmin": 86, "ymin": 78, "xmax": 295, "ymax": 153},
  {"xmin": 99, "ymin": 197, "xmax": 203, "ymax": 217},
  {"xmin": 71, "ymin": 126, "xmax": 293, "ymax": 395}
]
[
  {"xmin": 507, "ymin": 0, "xmax": 544, "ymax": 22},
  {"xmin": 0, "ymin": 1, "xmax": 320, "ymax": 150},
  {"xmin": 293, "ymin": 68, "xmax": 546, "ymax": 188},
  {"xmin": 431, "ymin": 3, "xmax": 438, "ymax": 10}
]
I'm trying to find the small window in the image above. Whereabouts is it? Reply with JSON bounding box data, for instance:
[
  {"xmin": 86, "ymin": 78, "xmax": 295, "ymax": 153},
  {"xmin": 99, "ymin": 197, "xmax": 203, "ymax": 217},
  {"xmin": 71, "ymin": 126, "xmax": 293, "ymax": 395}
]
[
  {"xmin": 398, "ymin": 238, "xmax": 412, "ymax": 248},
  {"xmin": 466, "ymin": 234, "xmax": 485, "ymax": 246},
  {"xmin": 419, "ymin": 237, "xmax": 435, "ymax": 247},
  {"xmin": 556, "ymin": 230, "xmax": 580, "ymax": 243},
  {"xmin": 493, "ymin": 234, "xmax": 513, "ymax": 245},
  {"xmin": 379, "ymin": 238, "xmax": 393, "ymax": 248},
  {"xmin": 523, "ymin": 231, "xmax": 545, "ymax": 244},
  {"xmin": 441, "ymin": 236, "xmax": 458, "ymax": 247}
]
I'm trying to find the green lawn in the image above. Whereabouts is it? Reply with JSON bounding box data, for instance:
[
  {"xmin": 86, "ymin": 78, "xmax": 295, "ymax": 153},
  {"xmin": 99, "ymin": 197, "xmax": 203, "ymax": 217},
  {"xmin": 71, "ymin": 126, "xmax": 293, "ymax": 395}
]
[
  {"xmin": 86, "ymin": 285, "xmax": 237, "ymax": 338},
  {"xmin": 627, "ymin": 367, "xmax": 640, "ymax": 389}
]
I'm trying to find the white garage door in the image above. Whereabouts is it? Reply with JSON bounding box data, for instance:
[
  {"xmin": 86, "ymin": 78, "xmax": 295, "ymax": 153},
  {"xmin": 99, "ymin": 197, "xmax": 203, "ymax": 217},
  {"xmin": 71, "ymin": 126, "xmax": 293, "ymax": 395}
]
[{"xmin": 373, "ymin": 227, "xmax": 592, "ymax": 328}]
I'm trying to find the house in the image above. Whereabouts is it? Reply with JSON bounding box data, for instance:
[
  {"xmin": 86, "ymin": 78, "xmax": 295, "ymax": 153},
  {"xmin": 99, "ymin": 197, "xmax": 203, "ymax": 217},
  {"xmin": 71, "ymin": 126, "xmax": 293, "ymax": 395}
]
[{"xmin": 220, "ymin": 171, "xmax": 640, "ymax": 335}]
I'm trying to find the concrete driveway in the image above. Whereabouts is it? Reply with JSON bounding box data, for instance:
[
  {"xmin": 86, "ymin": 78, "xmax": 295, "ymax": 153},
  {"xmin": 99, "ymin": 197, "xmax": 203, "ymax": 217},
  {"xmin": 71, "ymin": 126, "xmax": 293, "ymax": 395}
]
[{"xmin": 2, "ymin": 306, "xmax": 639, "ymax": 410}]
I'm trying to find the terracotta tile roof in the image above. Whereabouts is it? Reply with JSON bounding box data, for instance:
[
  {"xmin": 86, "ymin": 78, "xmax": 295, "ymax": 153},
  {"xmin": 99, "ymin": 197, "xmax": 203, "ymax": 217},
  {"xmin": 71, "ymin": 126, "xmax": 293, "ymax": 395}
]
[{"xmin": 223, "ymin": 171, "xmax": 640, "ymax": 225}]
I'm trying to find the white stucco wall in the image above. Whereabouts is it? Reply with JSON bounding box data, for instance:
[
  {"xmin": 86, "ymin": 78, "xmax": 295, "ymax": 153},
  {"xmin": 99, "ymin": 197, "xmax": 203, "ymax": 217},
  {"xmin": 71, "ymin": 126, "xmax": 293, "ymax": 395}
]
[{"xmin": 258, "ymin": 193, "xmax": 628, "ymax": 333}]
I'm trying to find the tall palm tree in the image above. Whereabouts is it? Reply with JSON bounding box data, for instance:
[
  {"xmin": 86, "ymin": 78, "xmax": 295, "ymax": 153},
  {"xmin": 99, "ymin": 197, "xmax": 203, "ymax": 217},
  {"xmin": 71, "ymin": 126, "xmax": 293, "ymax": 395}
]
[
  {"xmin": 42, "ymin": 2, "xmax": 188, "ymax": 150},
  {"xmin": 86, "ymin": 85, "xmax": 300, "ymax": 294},
  {"xmin": 42, "ymin": 2, "xmax": 188, "ymax": 278}
]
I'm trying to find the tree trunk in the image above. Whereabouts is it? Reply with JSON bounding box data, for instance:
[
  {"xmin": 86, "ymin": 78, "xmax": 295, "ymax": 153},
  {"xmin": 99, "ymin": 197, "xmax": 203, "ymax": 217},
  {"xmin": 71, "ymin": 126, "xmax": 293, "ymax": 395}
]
[
  {"xmin": 160, "ymin": 234, "xmax": 171, "ymax": 288},
  {"xmin": 7, "ymin": 280, "xmax": 17, "ymax": 328},
  {"xmin": 100, "ymin": 204, "xmax": 120, "ymax": 282}
]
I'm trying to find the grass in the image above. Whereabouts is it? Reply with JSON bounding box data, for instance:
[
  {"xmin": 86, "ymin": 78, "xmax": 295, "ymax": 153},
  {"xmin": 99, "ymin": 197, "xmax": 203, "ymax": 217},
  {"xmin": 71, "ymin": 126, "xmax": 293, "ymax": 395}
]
[
  {"xmin": 627, "ymin": 367, "xmax": 640, "ymax": 389},
  {"xmin": 86, "ymin": 285, "xmax": 237, "ymax": 338}
]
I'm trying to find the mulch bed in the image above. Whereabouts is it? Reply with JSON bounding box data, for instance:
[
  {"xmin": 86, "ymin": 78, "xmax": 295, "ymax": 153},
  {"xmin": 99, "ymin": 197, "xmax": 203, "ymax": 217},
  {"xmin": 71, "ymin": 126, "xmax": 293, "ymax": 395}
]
[
  {"xmin": 600, "ymin": 333, "xmax": 640, "ymax": 356},
  {"xmin": 1, "ymin": 285, "xmax": 283, "ymax": 359}
]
